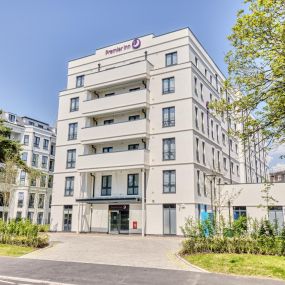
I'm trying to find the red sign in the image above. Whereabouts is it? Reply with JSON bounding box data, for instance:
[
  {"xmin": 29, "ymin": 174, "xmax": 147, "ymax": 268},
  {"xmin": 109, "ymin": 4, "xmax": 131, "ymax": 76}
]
[{"xmin": 133, "ymin": 221, "xmax": 137, "ymax": 229}]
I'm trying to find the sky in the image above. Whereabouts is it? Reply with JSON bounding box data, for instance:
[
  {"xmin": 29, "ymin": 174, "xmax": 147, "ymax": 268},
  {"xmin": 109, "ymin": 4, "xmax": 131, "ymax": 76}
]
[{"xmin": 0, "ymin": 0, "xmax": 283, "ymax": 170}]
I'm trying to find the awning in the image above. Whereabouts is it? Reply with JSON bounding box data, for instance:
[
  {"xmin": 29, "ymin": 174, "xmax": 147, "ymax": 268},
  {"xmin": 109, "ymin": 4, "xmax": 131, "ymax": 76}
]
[{"xmin": 76, "ymin": 197, "xmax": 141, "ymax": 204}]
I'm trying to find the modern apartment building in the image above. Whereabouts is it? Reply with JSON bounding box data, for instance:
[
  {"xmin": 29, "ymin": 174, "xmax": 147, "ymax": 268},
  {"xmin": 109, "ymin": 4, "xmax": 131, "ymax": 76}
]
[
  {"xmin": 0, "ymin": 111, "xmax": 56, "ymax": 224},
  {"xmin": 51, "ymin": 28, "xmax": 268, "ymax": 235}
]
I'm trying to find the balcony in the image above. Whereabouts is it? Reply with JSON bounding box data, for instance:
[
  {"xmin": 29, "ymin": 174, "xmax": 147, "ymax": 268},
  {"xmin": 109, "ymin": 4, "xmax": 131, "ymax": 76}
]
[
  {"xmin": 82, "ymin": 88, "xmax": 148, "ymax": 116},
  {"xmin": 85, "ymin": 60, "xmax": 152, "ymax": 89},
  {"xmin": 81, "ymin": 119, "xmax": 149, "ymax": 144},
  {"xmin": 78, "ymin": 149, "xmax": 149, "ymax": 172}
]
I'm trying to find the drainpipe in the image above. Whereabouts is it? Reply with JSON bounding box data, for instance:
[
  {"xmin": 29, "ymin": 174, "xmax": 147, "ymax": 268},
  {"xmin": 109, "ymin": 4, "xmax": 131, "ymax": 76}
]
[
  {"xmin": 94, "ymin": 91, "xmax": 99, "ymax": 98},
  {"xmin": 142, "ymin": 80, "xmax": 147, "ymax": 89},
  {"xmin": 142, "ymin": 109, "xmax": 146, "ymax": 119}
]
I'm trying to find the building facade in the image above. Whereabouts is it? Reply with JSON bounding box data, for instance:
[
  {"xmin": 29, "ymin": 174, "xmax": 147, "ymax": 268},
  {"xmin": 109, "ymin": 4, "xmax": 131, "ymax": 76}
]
[
  {"xmin": 0, "ymin": 112, "xmax": 56, "ymax": 224},
  {"xmin": 51, "ymin": 28, "xmax": 268, "ymax": 235},
  {"xmin": 270, "ymin": 169, "xmax": 285, "ymax": 183}
]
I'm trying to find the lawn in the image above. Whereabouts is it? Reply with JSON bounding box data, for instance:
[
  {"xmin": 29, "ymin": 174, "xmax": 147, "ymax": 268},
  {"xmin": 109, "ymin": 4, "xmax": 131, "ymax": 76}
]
[
  {"xmin": 185, "ymin": 254, "xmax": 285, "ymax": 281},
  {"xmin": 0, "ymin": 244, "xmax": 35, "ymax": 257}
]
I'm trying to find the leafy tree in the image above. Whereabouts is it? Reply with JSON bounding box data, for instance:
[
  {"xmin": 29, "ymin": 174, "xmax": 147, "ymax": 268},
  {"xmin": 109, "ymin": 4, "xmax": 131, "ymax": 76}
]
[{"xmin": 211, "ymin": 0, "xmax": 285, "ymax": 149}]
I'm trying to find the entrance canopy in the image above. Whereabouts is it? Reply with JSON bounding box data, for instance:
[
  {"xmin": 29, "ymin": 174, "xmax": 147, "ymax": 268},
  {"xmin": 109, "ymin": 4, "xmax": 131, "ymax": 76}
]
[{"xmin": 76, "ymin": 196, "xmax": 141, "ymax": 204}]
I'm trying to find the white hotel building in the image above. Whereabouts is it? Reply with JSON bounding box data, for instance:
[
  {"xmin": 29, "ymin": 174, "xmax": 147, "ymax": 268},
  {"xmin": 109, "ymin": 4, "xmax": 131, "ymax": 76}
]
[
  {"xmin": 51, "ymin": 28, "xmax": 267, "ymax": 235},
  {"xmin": 0, "ymin": 112, "xmax": 56, "ymax": 224}
]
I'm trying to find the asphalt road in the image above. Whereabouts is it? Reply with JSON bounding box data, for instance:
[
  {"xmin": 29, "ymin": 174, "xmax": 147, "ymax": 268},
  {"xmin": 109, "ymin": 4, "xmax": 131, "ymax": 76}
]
[{"xmin": 0, "ymin": 257, "xmax": 284, "ymax": 285}]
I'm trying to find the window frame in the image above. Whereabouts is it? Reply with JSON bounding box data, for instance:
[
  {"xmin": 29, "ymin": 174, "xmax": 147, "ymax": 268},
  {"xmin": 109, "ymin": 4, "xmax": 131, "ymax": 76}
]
[
  {"xmin": 165, "ymin": 51, "xmax": 177, "ymax": 67},
  {"xmin": 162, "ymin": 77, "xmax": 175, "ymax": 94},
  {"xmin": 101, "ymin": 175, "xmax": 112, "ymax": 196},
  {"xmin": 127, "ymin": 174, "xmax": 139, "ymax": 195},
  {"xmin": 162, "ymin": 138, "xmax": 176, "ymax": 161},
  {"xmin": 65, "ymin": 176, "xmax": 75, "ymax": 197},
  {"xmin": 162, "ymin": 106, "xmax": 175, "ymax": 128},
  {"xmin": 163, "ymin": 170, "xmax": 176, "ymax": 193},
  {"xmin": 66, "ymin": 149, "xmax": 76, "ymax": 169}
]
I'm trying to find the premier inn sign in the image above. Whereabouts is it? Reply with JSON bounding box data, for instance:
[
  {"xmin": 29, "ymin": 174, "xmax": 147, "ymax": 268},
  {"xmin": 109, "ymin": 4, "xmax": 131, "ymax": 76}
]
[{"xmin": 105, "ymin": 38, "xmax": 141, "ymax": 56}]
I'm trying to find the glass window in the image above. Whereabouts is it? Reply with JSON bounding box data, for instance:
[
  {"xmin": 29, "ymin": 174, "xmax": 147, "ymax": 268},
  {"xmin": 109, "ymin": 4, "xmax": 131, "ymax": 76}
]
[
  {"xmin": 76, "ymin": 75, "xmax": 85, "ymax": 88},
  {"xmin": 40, "ymin": 175, "xmax": 46, "ymax": 188},
  {"xmin": 70, "ymin": 97, "xmax": 79, "ymax": 112},
  {"xmin": 127, "ymin": 174, "xmax": 139, "ymax": 195},
  {"xmin": 128, "ymin": 144, "xmax": 139, "ymax": 150},
  {"xmin": 165, "ymin": 52, "xmax": 177, "ymax": 66},
  {"xmin": 194, "ymin": 77, "xmax": 198, "ymax": 96},
  {"xmin": 49, "ymin": 159, "xmax": 55, "ymax": 172},
  {"xmin": 50, "ymin": 144, "xmax": 56, "ymax": 156},
  {"xmin": 34, "ymin": 136, "xmax": 40, "ymax": 147},
  {"xmin": 128, "ymin": 115, "xmax": 140, "ymax": 121},
  {"xmin": 21, "ymin": 152, "xmax": 28, "ymax": 162},
  {"xmin": 8, "ymin": 114, "xmax": 16, "ymax": 122},
  {"xmin": 201, "ymin": 112, "xmax": 205, "ymax": 133},
  {"xmin": 27, "ymin": 211, "xmax": 34, "ymax": 222},
  {"xmin": 43, "ymin": 139, "xmax": 49, "ymax": 150},
  {"xmin": 17, "ymin": 192, "xmax": 24, "ymax": 208},
  {"xmin": 20, "ymin": 171, "xmax": 26, "ymax": 186},
  {"xmin": 48, "ymin": 175, "xmax": 53, "ymax": 188},
  {"xmin": 203, "ymin": 173, "xmax": 207, "ymax": 196},
  {"xmin": 104, "ymin": 119, "xmax": 114, "ymax": 125},
  {"xmin": 197, "ymin": 170, "xmax": 201, "ymax": 196},
  {"xmin": 66, "ymin": 149, "xmax": 76, "ymax": 168},
  {"xmin": 195, "ymin": 107, "xmax": 199, "ymax": 129},
  {"xmin": 38, "ymin": 194, "xmax": 45, "ymax": 209},
  {"xmin": 196, "ymin": 138, "xmax": 200, "ymax": 162},
  {"xmin": 101, "ymin": 175, "xmax": 112, "ymax": 196},
  {"xmin": 37, "ymin": 212, "xmax": 43, "ymax": 225},
  {"xmin": 162, "ymin": 77, "xmax": 175, "ymax": 94},
  {"xmin": 163, "ymin": 138, "xmax": 175, "ymax": 160},
  {"xmin": 200, "ymin": 83, "xmax": 204, "ymax": 101},
  {"xmin": 42, "ymin": 156, "xmax": 48, "ymax": 169},
  {"xmin": 28, "ymin": 193, "xmax": 35, "ymax": 208},
  {"xmin": 202, "ymin": 142, "xmax": 206, "ymax": 165},
  {"xmin": 68, "ymin": 123, "xmax": 78, "ymax": 140},
  {"xmin": 163, "ymin": 170, "xmax": 176, "ymax": 193},
  {"xmin": 233, "ymin": 206, "xmax": 247, "ymax": 220},
  {"xmin": 32, "ymin": 154, "xmax": 39, "ymax": 167},
  {"xmin": 103, "ymin": 147, "xmax": 113, "ymax": 153},
  {"xmin": 162, "ymin": 107, "xmax": 175, "ymax": 127},
  {"xmin": 65, "ymin": 177, "xmax": 74, "ymax": 196},
  {"xmin": 23, "ymin": 135, "xmax": 29, "ymax": 146}
]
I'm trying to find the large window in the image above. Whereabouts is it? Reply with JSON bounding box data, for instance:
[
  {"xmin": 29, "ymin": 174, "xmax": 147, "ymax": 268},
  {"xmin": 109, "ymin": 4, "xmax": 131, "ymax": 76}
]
[
  {"xmin": 17, "ymin": 192, "xmax": 24, "ymax": 208},
  {"xmin": 68, "ymin": 123, "xmax": 78, "ymax": 140},
  {"xmin": 70, "ymin": 97, "xmax": 79, "ymax": 112},
  {"xmin": 165, "ymin": 52, "xmax": 177, "ymax": 66},
  {"xmin": 163, "ymin": 138, "xmax": 175, "ymax": 160},
  {"xmin": 65, "ymin": 177, "xmax": 74, "ymax": 196},
  {"xmin": 43, "ymin": 139, "xmax": 49, "ymax": 150},
  {"xmin": 76, "ymin": 75, "xmax": 85, "ymax": 88},
  {"xmin": 233, "ymin": 206, "xmax": 247, "ymax": 220},
  {"xmin": 103, "ymin": 147, "xmax": 113, "ymax": 153},
  {"xmin": 104, "ymin": 119, "xmax": 114, "ymax": 125},
  {"xmin": 21, "ymin": 152, "xmax": 28, "ymax": 162},
  {"xmin": 202, "ymin": 142, "xmax": 206, "ymax": 165},
  {"xmin": 162, "ymin": 107, "xmax": 175, "ymax": 127},
  {"xmin": 197, "ymin": 170, "xmax": 201, "ymax": 196},
  {"xmin": 38, "ymin": 194, "xmax": 45, "ymax": 209},
  {"xmin": 195, "ymin": 107, "xmax": 199, "ymax": 129},
  {"xmin": 32, "ymin": 154, "xmax": 39, "ymax": 167},
  {"xmin": 163, "ymin": 170, "xmax": 176, "ymax": 193},
  {"xmin": 196, "ymin": 138, "xmax": 200, "ymax": 162},
  {"xmin": 128, "ymin": 144, "xmax": 139, "ymax": 150},
  {"xmin": 28, "ymin": 193, "xmax": 35, "ymax": 208},
  {"xmin": 40, "ymin": 175, "xmax": 46, "ymax": 188},
  {"xmin": 23, "ymin": 135, "xmax": 29, "ymax": 146},
  {"xmin": 20, "ymin": 171, "xmax": 26, "ymax": 186},
  {"xmin": 129, "ymin": 115, "xmax": 140, "ymax": 121},
  {"xmin": 34, "ymin": 136, "xmax": 40, "ymax": 148},
  {"xmin": 127, "ymin": 174, "xmax": 139, "ymax": 195},
  {"xmin": 162, "ymin": 77, "xmax": 175, "ymax": 94},
  {"xmin": 42, "ymin": 156, "xmax": 48, "ymax": 169},
  {"xmin": 101, "ymin": 175, "xmax": 112, "ymax": 196},
  {"xmin": 66, "ymin": 149, "xmax": 76, "ymax": 168}
]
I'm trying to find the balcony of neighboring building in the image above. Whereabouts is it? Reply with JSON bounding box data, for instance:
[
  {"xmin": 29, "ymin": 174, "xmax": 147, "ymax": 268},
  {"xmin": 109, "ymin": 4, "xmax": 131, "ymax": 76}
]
[
  {"xmin": 84, "ymin": 60, "xmax": 152, "ymax": 89},
  {"xmin": 82, "ymin": 83, "xmax": 149, "ymax": 117},
  {"xmin": 81, "ymin": 110, "xmax": 149, "ymax": 144},
  {"xmin": 78, "ymin": 140, "xmax": 149, "ymax": 172}
]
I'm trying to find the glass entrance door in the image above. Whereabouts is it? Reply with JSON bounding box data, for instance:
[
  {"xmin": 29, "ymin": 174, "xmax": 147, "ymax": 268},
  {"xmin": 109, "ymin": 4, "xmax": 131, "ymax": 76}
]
[
  {"xmin": 163, "ymin": 204, "xmax": 176, "ymax": 235},
  {"xmin": 63, "ymin": 205, "xmax": 73, "ymax": 232},
  {"xmin": 109, "ymin": 207, "xmax": 130, "ymax": 234},
  {"xmin": 110, "ymin": 211, "xmax": 119, "ymax": 233}
]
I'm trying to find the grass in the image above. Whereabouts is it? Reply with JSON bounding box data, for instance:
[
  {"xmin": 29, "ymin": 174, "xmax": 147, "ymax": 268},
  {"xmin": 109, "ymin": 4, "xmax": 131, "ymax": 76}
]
[
  {"xmin": 0, "ymin": 244, "xmax": 35, "ymax": 257},
  {"xmin": 185, "ymin": 254, "xmax": 285, "ymax": 281}
]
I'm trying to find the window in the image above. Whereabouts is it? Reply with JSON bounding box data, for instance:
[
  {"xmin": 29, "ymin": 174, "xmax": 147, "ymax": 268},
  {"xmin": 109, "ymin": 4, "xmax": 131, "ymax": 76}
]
[
  {"xmin": 235, "ymin": 144, "xmax": 238, "ymax": 154},
  {"xmin": 29, "ymin": 121, "xmax": 35, "ymax": 126},
  {"xmin": 76, "ymin": 75, "xmax": 84, "ymax": 88},
  {"xmin": 17, "ymin": 192, "xmax": 24, "ymax": 208},
  {"xmin": 195, "ymin": 107, "xmax": 199, "ymax": 129},
  {"xmin": 101, "ymin": 175, "xmax": 112, "ymax": 196},
  {"xmin": 223, "ymin": 157, "xmax": 227, "ymax": 170},
  {"xmin": 165, "ymin": 52, "xmax": 177, "ymax": 66},
  {"xmin": 23, "ymin": 135, "xmax": 29, "ymax": 146},
  {"xmin": 8, "ymin": 114, "xmax": 16, "ymax": 122},
  {"xmin": 68, "ymin": 123, "xmax": 78, "ymax": 140},
  {"xmin": 128, "ymin": 144, "xmax": 139, "ymax": 150},
  {"xmin": 49, "ymin": 195, "xmax": 52, "ymax": 208},
  {"xmin": 65, "ymin": 177, "xmax": 74, "ymax": 196},
  {"xmin": 42, "ymin": 156, "xmax": 48, "ymax": 169},
  {"xmin": 163, "ymin": 138, "xmax": 175, "ymax": 160},
  {"xmin": 195, "ymin": 57, "xmax": 198, "ymax": 67},
  {"xmin": 236, "ymin": 165, "xmax": 240, "ymax": 176},
  {"xmin": 104, "ymin": 119, "xmax": 114, "ymax": 125},
  {"xmin": 203, "ymin": 173, "xmax": 207, "ymax": 196},
  {"xmin": 70, "ymin": 97, "xmax": 79, "ymax": 112},
  {"xmin": 49, "ymin": 159, "xmax": 55, "ymax": 172},
  {"xmin": 162, "ymin": 107, "xmax": 175, "ymax": 127},
  {"xmin": 201, "ymin": 112, "xmax": 205, "ymax": 133},
  {"xmin": 129, "ymin": 115, "xmax": 140, "ymax": 121},
  {"xmin": 40, "ymin": 175, "xmax": 46, "ymax": 188},
  {"xmin": 210, "ymin": 75, "xmax": 213, "ymax": 84},
  {"xmin": 202, "ymin": 142, "xmax": 206, "ymax": 165},
  {"xmin": 196, "ymin": 138, "xmax": 200, "ymax": 162},
  {"xmin": 48, "ymin": 175, "xmax": 53, "ymax": 188},
  {"xmin": 28, "ymin": 193, "xmax": 35, "ymax": 208},
  {"xmin": 233, "ymin": 206, "xmax": 247, "ymax": 220},
  {"xmin": 163, "ymin": 170, "xmax": 176, "ymax": 193},
  {"xmin": 211, "ymin": 120, "xmax": 214, "ymax": 139},
  {"xmin": 197, "ymin": 170, "xmax": 201, "ymax": 196},
  {"xmin": 129, "ymin": 87, "xmax": 140, "ymax": 92},
  {"xmin": 34, "ymin": 136, "xmax": 40, "ymax": 148},
  {"xmin": 21, "ymin": 152, "xmax": 28, "ymax": 162},
  {"xmin": 212, "ymin": 148, "xmax": 215, "ymax": 169},
  {"xmin": 229, "ymin": 139, "xmax": 233, "ymax": 151},
  {"xmin": 30, "ymin": 178, "xmax": 36, "ymax": 187},
  {"xmin": 66, "ymin": 149, "xmax": 76, "ymax": 169},
  {"xmin": 43, "ymin": 139, "xmax": 49, "ymax": 150},
  {"xmin": 194, "ymin": 77, "xmax": 198, "ymax": 96},
  {"xmin": 37, "ymin": 212, "xmax": 43, "ymax": 225},
  {"xmin": 16, "ymin": 211, "xmax": 22, "ymax": 220},
  {"xmin": 205, "ymin": 69, "xmax": 208, "ymax": 77},
  {"xmin": 20, "ymin": 171, "xmax": 26, "ymax": 186},
  {"xmin": 216, "ymin": 125, "xmax": 219, "ymax": 143},
  {"xmin": 38, "ymin": 194, "xmax": 45, "ymax": 209},
  {"xmin": 217, "ymin": 151, "xmax": 221, "ymax": 171},
  {"xmin": 38, "ymin": 124, "xmax": 43, "ymax": 129},
  {"xmin": 222, "ymin": 133, "xmax": 226, "ymax": 145},
  {"xmin": 127, "ymin": 174, "xmax": 139, "ymax": 195},
  {"xmin": 231, "ymin": 162, "xmax": 234, "ymax": 174},
  {"xmin": 50, "ymin": 144, "xmax": 56, "ymax": 156},
  {"xmin": 27, "ymin": 212, "xmax": 34, "ymax": 222},
  {"xmin": 200, "ymin": 83, "xmax": 204, "ymax": 101},
  {"xmin": 103, "ymin": 147, "xmax": 113, "ymax": 153},
  {"xmin": 162, "ymin": 77, "xmax": 175, "ymax": 94}
]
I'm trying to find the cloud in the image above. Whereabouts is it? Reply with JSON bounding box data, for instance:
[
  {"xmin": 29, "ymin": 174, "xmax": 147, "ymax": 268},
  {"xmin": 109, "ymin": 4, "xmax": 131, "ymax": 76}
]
[{"xmin": 269, "ymin": 144, "xmax": 285, "ymax": 157}]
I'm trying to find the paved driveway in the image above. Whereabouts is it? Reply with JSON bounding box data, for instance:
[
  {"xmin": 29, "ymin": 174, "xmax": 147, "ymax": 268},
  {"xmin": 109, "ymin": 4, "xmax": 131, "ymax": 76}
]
[{"xmin": 22, "ymin": 233, "xmax": 200, "ymax": 271}]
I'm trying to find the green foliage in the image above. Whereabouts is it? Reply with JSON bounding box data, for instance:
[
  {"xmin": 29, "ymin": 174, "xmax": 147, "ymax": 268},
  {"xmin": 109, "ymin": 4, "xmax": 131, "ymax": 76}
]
[
  {"xmin": 210, "ymin": 0, "xmax": 285, "ymax": 146},
  {"xmin": 0, "ymin": 219, "xmax": 49, "ymax": 248}
]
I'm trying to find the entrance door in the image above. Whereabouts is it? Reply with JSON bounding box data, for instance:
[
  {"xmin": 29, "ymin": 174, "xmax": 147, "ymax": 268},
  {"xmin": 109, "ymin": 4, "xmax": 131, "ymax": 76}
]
[
  {"xmin": 63, "ymin": 205, "xmax": 73, "ymax": 232},
  {"xmin": 110, "ymin": 211, "xmax": 119, "ymax": 233},
  {"xmin": 109, "ymin": 205, "xmax": 130, "ymax": 234},
  {"xmin": 163, "ymin": 204, "xmax": 176, "ymax": 235}
]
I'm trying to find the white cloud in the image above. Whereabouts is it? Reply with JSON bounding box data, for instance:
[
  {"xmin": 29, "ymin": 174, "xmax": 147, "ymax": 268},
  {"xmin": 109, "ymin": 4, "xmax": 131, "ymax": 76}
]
[{"xmin": 269, "ymin": 144, "xmax": 285, "ymax": 157}]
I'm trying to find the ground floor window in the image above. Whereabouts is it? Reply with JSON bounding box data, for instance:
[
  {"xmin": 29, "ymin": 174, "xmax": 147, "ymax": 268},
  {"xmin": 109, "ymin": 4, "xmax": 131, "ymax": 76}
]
[
  {"xmin": 0, "ymin": 211, "xmax": 8, "ymax": 221},
  {"xmin": 16, "ymin": 211, "xmax": 22, "ymax": 220},
  {"xmin": 27, "ymin": 211, "xmax": 34, "ymax": 222},
  {"xmin": 63, "ymin": 205, "xmax": 73, "ymax": 232},
  {"xmin": 37, "ymin": 212, "xmax": 43, "ymax": 224},
  {"xmin": 233, "ymin": 206, "xmax": 247, "ymax": 220},
  {"xmin": 163, "ymin": 204, "xmax": 176, "ymax": 235},
  {"xmin": 269, "ymin": 206, "xmax": 284, "ymax": 229}
]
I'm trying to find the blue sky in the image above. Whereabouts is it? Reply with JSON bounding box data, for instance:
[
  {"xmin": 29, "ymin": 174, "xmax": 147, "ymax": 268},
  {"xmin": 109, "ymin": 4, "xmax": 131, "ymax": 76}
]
[{"xmin": 0, "ymin": 0, "xmax": 282, "ymax": 169}]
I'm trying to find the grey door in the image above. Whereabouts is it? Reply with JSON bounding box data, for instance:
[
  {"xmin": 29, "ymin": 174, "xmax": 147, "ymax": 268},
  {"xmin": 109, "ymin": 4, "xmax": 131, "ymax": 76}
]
[{"xmin": 163, "ymin": 204, "xmax": 176, "ymax": 235}]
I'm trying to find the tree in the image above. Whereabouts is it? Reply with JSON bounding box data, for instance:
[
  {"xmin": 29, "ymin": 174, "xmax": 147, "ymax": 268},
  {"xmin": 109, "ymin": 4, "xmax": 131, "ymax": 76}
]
[{"xmin": 211, "ymin": 0, "xmax": 285, "ymax": 149}]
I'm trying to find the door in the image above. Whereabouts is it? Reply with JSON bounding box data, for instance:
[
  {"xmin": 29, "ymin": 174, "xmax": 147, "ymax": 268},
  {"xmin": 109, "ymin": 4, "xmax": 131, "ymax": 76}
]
[
  {"xmin": 63, "ymin": 205, "xmax": 73, "ymax": 232},
  {"xmin": 110, "ymin": 211, "xmax": 119, "ymax": 233},
  {"xmin": 163, "ymin": 204, "xmax": 176, "ymax": 235}
]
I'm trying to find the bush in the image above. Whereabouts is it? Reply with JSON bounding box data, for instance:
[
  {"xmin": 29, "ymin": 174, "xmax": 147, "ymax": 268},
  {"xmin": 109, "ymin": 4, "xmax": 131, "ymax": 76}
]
[{"xmin": 0, "ymin": 219, "xmax": 49, "ymax": 248}]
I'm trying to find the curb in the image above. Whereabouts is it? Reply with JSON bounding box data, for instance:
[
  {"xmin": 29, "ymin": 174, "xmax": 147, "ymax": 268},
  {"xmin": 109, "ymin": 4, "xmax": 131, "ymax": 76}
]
[{"xmin": 175, "ymin": 254, "xmax": 209, "ymax": 273}]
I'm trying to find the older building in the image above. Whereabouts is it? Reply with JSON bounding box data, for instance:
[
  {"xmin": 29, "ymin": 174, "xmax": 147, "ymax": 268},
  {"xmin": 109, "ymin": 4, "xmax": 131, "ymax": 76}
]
[
  {"xmin": 51, "ymin": 28, "xmax": 268, "ymax": 235},
  {"xmin": 270, "ymin": 169, "xmax": 285, "ymax": 183},
  {"xmin": 0, "ymin": 111, "xmax": 56, "ymax": 224}
]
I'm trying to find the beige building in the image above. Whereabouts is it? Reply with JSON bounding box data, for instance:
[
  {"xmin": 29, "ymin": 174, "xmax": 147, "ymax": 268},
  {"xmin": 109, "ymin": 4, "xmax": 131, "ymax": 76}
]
[
  {"xmin": 0, "ymin": 111, "xmax": 56, "ymax": 224},
  {"xmin": 51, "ymin": 28, "xmax": 268, "ymax": 235}
]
